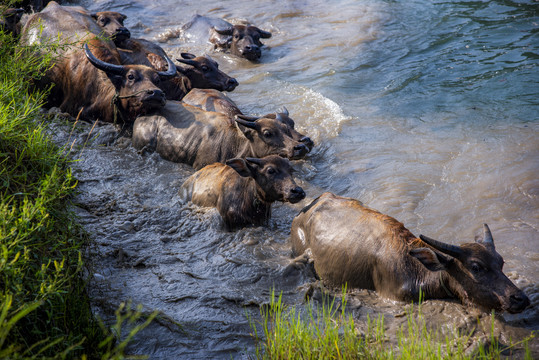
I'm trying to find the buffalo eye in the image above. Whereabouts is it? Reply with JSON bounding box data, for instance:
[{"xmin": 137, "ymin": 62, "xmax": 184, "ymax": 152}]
[
  {"xmin": 263, "ymin": 130, "xmax": 272, "ymax": 138},
  {"xmin": 201, "ymin": 65, "xmax": 209, "ymax": 72},
  {"xmin": 267, "ymin": 167, "xmax": 276, "ymax": 175},
  {"xmin": 99, "ymin": 18, "xmax": 109, "ymax": 26},
  {"xmin": 470, "ymin": 262, "xmax": 484, "ymax": 274},
  {"xmin": 127, "ymin": 73, "xmax": 135, "ymax": 81}
]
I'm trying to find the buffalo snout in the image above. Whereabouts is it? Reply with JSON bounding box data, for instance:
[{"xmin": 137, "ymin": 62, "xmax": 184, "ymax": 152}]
[
  {"xmin": 141, "ymin": 88, "xmax": 166, "ymax": 107},
  {"xmin": 287, "ymin": 186, "xmax": 306, "ymax": 203},
  {"xmin": 226, "ymin": 78, "xmax": 239, "ymax": 92},
  {"xmin": 241, "ymin": 44, "xmax": 262, "ymax": 60},
  {"xmin": 507, "ymin": 292, "xmax": 530, "ymax": 314},
  {"xmin": 113, "ymin": 27, "xmax": 131, "ymax": 44},
  {"xmin": 292, "ymin": 143, "xmax": 310, "ymax": 159},
  {"xmin": 300, "ymin": 136, "xmax": 314, "ymax": 151}
]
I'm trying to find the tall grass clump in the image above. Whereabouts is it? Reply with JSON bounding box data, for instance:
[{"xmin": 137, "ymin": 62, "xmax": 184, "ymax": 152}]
[
  {"xmin": 249, "ymin": 288, "xmax": 534, "ymax": 359},
  {"xmin": 0, "ymin": 11, "xmax": 155, "ymax": 359}
]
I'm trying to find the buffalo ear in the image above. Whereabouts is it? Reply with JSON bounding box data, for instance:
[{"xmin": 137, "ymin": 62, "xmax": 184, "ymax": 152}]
[
  {"xmin": 258, "ymin": 28, "xmax": 272, "ymax": 39},
  {"xmin": 180, "ymin": 52, "xmax": 196, "ymax": 60},
  {"xmin": 410, "ymin": 248, "xmax": 452, "ymax": 272},
  {"xmin": 226, "ymin": 158, "xmax": 254, "ymax": 178},
  {"xmin": 210, "ymin": 27, "xmax": 232, "ymax": 47}
]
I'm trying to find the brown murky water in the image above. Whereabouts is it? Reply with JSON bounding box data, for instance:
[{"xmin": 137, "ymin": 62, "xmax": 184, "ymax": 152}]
[{"xmin": 49, "ymin": 0, "xmax": 539, "ymax": 358}]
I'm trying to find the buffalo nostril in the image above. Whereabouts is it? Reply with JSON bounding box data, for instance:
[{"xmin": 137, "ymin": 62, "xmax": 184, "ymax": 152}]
[
  {"xmin": 301, "ymin": 136, "xmax": 313, "ymax": 145},
  {"xmin": 229, "ymin": 78, "xmax": 239, "ymax": 86},
  {"xmin": 294, "ymin": 144, "xmax": 308, "ymax": 151},
  {"xmin": 146, "ymin": 90, "xmax": 155, "ymax": 95},
  {"xmin": 510, "ymin": 293, "xmax": 530, "ymax": 306}
]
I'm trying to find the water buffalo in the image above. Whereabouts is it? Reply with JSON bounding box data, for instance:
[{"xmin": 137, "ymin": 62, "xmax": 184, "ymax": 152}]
[
  {"xmin": 116, "ymin": 37, "xmax": 238, "ymax": 100},
  {"xmin": 291, "ymin": 192, "xmax": 530, "ymax": 313},
  {"xmin": 132, "ymin": 101, "xmax": 311, "ymax": 169},
  {"xmin": 90, "ymin": 10, "xmax": 130, "ymax": 47},
  {"xmin": 20, "ymin": 1, "xmax": 176, "ymax": 123},
  {"xmin": 182, "ymin": 89, "xmax": 314, "ymax": 151},
  {"xmin": 0, "ymin": 8, "xmax": 24, "ymax": 36},
  {"xmin": 180, "ymin": 155, "xmax": 305, "ymax": 230},
  {"xmin": 181, "ymin": 15, "xmax": 271, "ymax": 61}
]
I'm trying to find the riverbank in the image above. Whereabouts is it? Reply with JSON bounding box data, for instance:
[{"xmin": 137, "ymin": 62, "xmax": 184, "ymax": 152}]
[{"xmin": 0, "ymin": 26, "xmax": 154, "ymax": 359}]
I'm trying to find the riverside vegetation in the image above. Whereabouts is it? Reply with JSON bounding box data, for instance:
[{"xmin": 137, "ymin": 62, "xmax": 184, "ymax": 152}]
[
  {"xmin": 249, "ymin": 289, "xmax": 535, "ymax": 359},
  {"xmin": 0, "ymin": 12, "xmax": 155, "ymax": 359}
]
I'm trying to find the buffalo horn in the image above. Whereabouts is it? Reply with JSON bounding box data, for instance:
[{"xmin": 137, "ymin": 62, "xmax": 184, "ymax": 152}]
[
  {"xmin": 419, "ymin": 234, "xmax": 462, "ymax": 258},
  {"xmin": 84, "ymin": 43, "xmax": 126, "ymax": 76},
  {"xmin": 277, "ymin": 106, "xmax": 289, "ymax": 116},
  {"xmin": 236, "ymin": 114, "xmax": 259, "ymax": 122},
  {"xmin": 213, "ymin": 26, "xmax": 233, "ymax": 36},
  {"xmin": 481, "ymin": 224, "xmax": 495, "ymax": 248},
  {"xmin": 235, "ymin": 116, "xmax": 259, "ymax": 129},
  {"xmin": 245, "ymin": 157, "xmax": 263, "ymax": 166},
  {"xmin": 157, "ymin": 55, "xmax": 177, "ymax": 79},
  {"xmin": 176, "ymin": 58, "xmax": 197, "ymax": 67}
]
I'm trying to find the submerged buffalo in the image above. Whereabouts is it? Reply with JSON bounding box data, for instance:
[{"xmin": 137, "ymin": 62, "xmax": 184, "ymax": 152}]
[
  {"xmin": 20, "ymin": 1, "xmax": 176, "ymax": 123},
  {"xmin": 291, "ymin": 192, "xmax": 530, "ymax": 313},
  {"xmin": 112, "ymin": 36, "xmax": 238, "ymax": 99},
  {"xmin": 180, "ymin": 155, "xmax": 305, "ymax": 230},
  {"xmin": 180, "ymin": 15, "xmax": 271, "ymax": 61},
  {"xmin": 182, "ymin": 89, "xmax": 314, "ymax": 151},
  {"xmin": 132, "ymin": 101, "xmax": 311, "ymax": 169}
]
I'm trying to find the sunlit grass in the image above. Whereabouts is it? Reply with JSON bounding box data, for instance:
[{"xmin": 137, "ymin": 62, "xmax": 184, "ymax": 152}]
[
  {"xmin": 249, "ymin": 288, "xmax": 535, "ymax": 359},
  {"xmin": 0, "ymin": 16, "xmax": 156, "ymax": 359}
]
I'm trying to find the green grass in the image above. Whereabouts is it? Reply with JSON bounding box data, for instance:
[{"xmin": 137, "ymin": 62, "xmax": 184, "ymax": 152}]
[
  {"xmin": 249, "ymin": 288, "xmax": 535, "ymax": 360},
  {"xmin": 0, "ymin": 14, "xmax": 155, "ymax": 359}
]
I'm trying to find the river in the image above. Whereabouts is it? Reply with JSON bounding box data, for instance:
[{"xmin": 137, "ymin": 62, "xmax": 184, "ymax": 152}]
[{"xmin": 54, "ymin": 0, "xmax": 539, "ymax": 358}]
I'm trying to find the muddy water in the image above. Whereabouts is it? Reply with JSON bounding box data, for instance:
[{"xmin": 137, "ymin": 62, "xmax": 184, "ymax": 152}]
[{"xmin": 56, "ymin": 0, "xmax": 538, "ymax": 358}]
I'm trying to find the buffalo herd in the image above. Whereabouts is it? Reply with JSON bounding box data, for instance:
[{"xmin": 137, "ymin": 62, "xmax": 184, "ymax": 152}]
[{"xmin": 5, "ymin": 1, "xmax": 529, "ymax": 313}]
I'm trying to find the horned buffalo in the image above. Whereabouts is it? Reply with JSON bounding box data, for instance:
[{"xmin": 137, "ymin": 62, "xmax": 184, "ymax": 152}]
[
  {"xmin": 132, "ymin": 101, "xmax": 310, "ymax": 169},
  {"xmin": 183, "ymin": 89, "xmax": 314, "ymax": 151},
  {"xmin": 116, "ymin": 37, "xmax": 238, "ymax": 100},
  {"xmin": 291, "ymin": 192, "xmax": 530, "ymax": 313},
  {"xmin": 20, "ymin": 1, "xmax": 176, "ymax": 123},
  {"xmin": 180, "ymin": 155, "xmax": 305, "ymax": 230},
  {"xmin": 181, "ymin": 15, "xmax": 271, "ymax": 61}
]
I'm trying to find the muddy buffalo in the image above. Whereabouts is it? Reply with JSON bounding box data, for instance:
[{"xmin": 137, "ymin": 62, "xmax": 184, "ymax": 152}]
[
  {"xmin": 132, "ymin": 101, "xmax": 311, "ymax": 169},
  {"xmin": 183, "ymin": 89, "xmax": 314, "ymax": 151},
  {"xmin": 181, "ymin": 15, "xmax": 271, "ymax": 61},
  {"xmin": 180, "ymin": 155, "xmax": 305, "ymax": 230},
  {"xmin": 291, "ymin": 192, "xmax": 530, "ymax": 313},
  {"xmin": 20, "ymin": 1, "xmax": 176, "ymax": 123}
]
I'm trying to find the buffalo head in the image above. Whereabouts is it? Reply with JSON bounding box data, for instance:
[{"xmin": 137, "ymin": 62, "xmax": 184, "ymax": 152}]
[
  {"xmin": 176, "ymin": 52, "xmax": 238, "ymax": 92},
  {"xmin": 0, "ymin": 8, "xmax": 24, "ymax": 36},
  {"xmin": 265, "ymin": 107, "xmax": 314, "ymax": 151},
  {"xmin": 84, "ymin": 43, "xmax": 176, "ymax": 118},
  {"xmin": 415, "ymin": 224, "xmax": 530, "ymax": 313},
  {"xmin": 235, "ymin": 113, "xmax": 310, "ymax": 160},
  {"xmin": 211, "ymin": 24, "xmax": 271, "ymax": 61},
  {"xmin": 226, "ymin": 155, "xmax": 305, "ymax": 204},
  {"xmin": 91, "ymin": 11, "xmax": 130, "ymax": 47}
]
